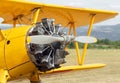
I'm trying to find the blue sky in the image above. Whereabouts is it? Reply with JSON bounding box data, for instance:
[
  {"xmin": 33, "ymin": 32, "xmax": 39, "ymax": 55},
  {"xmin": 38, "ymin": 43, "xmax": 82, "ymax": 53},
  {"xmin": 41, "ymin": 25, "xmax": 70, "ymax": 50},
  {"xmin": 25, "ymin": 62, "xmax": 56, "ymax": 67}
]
[{"xmin": 31, "ymin": 0, "xmax": 120, "ymax": 25}]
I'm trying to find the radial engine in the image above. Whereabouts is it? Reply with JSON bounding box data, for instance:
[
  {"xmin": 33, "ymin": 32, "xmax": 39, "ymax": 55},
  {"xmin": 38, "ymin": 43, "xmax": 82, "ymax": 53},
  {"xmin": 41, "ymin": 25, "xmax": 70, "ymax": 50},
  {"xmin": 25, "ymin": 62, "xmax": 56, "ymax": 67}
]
[{"xmin": 27, "ymin": 18, "xmax": 69, "ymax": 72}]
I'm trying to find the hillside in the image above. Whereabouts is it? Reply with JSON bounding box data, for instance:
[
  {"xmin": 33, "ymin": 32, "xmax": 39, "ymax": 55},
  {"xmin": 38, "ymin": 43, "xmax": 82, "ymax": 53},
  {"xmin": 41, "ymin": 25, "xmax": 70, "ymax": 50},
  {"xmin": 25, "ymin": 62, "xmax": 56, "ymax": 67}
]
[
  {"xmin": 0, "ymin": 24, "xmax": 120, "ymax": 41},
  {"xmin": 76, "ymin": 24, "xmax": 120, "ymax": 41}
]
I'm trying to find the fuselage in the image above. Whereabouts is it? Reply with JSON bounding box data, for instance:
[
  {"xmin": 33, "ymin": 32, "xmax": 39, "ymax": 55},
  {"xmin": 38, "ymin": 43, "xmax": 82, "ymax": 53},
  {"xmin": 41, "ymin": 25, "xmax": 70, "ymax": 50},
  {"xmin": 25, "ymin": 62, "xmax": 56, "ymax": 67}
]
[{"xmin": 0, "ymin": 25, "xmax": 36, "ymax": 80}]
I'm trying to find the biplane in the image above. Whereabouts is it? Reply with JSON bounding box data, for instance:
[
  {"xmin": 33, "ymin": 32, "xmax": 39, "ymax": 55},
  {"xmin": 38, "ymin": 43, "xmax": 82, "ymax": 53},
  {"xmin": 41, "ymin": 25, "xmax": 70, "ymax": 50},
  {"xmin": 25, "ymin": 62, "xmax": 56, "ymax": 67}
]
[{"xmin": 0, "ymin": 0, "xmax": 118, "ymax": 83}]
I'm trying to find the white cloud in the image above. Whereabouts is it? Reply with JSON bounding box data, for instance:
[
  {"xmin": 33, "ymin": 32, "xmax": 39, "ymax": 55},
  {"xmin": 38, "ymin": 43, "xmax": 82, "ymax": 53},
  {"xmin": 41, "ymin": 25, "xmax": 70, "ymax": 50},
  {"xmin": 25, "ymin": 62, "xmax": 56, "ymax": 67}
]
[
  {"xmin": 110, "ymin": 5, "xmax": 120, "ymax": 9},
  {"xmin": 67, "ymin": 2, "xmax": 83, "ymax": 7}
]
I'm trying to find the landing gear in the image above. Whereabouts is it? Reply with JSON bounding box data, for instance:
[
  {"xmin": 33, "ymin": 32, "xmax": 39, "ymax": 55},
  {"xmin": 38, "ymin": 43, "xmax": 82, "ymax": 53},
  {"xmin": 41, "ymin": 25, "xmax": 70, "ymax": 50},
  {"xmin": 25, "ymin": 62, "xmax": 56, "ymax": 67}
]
[
  {"xmin": 30, "ymin": 80, "xmax": 42, "ymax": 83},
  {"xmin": 29, "ymin": 71, "xmax": 42, "ymax": 83}
]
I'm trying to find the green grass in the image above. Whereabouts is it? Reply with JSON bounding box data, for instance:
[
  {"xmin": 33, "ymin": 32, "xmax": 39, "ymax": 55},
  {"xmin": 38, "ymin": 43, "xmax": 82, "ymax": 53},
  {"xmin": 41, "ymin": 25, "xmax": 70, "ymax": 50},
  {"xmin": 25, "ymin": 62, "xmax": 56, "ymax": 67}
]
[{"xmin": 8, "ymin": 49, "xmax": 120, "ymax": 83}]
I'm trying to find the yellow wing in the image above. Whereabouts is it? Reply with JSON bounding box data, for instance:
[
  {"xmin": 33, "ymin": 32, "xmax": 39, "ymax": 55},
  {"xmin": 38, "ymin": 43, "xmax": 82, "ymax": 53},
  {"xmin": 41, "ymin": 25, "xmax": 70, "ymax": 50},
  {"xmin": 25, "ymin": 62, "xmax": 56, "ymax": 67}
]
[{"xmin": 0, "ymin": 0, "xmax": 118, "ymax": 27}]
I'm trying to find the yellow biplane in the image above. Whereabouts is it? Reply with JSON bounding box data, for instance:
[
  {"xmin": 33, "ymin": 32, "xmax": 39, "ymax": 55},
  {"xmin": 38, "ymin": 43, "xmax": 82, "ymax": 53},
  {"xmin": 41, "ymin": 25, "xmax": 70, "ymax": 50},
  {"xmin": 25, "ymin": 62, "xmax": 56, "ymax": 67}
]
[{"xmin": 0, "ymin": 0, "xmax": 118, "ymax": 83}]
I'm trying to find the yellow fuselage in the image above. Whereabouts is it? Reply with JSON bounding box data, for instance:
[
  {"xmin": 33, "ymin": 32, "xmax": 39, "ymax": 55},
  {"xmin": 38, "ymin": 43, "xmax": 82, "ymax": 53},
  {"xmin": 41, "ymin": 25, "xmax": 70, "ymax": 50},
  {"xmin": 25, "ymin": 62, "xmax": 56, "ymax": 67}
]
[{"xmin": 0, "ymin": 26, "xmax": 36, "ymax": 80}]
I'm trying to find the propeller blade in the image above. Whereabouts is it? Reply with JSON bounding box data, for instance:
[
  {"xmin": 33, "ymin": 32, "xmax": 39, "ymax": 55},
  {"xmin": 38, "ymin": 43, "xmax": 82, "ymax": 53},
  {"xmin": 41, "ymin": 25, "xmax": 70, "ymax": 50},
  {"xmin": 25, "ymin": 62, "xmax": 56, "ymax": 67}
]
[
  {"xmin": 29, "ymin": 35, "xmax": 64, "ymax": 44},
  {"xmin": 74, "ymin": 36, "xmax": 97, "ymax": 43},
  {"xmin": 29, "ymin": 35, "xmax": 97, "ymax": 45}
]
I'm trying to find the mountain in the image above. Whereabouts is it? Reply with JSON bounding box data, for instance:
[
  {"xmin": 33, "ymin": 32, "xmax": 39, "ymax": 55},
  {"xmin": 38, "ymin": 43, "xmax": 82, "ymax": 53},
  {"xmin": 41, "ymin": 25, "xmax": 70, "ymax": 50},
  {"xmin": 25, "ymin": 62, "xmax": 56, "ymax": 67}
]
[
  {"xmin": 0, "ymin": 24, "xmax": 120, "ymax": 41},
  {"xmin": 76, "ymin": 24, "xmax": 120, "ymax": 41}
]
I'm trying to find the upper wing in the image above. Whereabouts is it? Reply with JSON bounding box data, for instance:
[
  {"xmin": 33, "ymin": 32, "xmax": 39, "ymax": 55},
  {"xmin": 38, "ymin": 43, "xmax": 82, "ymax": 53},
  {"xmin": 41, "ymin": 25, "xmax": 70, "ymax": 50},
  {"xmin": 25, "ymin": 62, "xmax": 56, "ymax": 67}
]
[{"xmin": 0, "ymin": 0, "xmax": 118, "ymax": 27}]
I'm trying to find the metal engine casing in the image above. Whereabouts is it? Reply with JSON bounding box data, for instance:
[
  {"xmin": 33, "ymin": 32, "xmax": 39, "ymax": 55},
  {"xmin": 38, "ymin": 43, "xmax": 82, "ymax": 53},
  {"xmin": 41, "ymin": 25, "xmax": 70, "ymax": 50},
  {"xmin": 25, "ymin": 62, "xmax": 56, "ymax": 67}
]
[{"xmin": 27, "ymin": 18, "xmax": 69, "ymax": 72}]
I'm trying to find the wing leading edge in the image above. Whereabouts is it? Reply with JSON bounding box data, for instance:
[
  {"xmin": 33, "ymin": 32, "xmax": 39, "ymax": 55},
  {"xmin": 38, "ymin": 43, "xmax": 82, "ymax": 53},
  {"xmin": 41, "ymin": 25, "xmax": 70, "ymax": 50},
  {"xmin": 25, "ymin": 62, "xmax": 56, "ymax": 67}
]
[{"xmin": 0, "ymin": 0, "xmax": 118, "ymax": 27}]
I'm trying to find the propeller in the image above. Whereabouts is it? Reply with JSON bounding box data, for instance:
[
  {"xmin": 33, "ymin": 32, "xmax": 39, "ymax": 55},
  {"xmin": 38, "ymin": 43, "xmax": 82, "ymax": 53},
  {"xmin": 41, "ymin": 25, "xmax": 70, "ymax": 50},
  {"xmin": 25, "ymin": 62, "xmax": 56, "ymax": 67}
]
[{"xmin": 29, "ymin": 35, "xmax": 97, "ymax": 44}]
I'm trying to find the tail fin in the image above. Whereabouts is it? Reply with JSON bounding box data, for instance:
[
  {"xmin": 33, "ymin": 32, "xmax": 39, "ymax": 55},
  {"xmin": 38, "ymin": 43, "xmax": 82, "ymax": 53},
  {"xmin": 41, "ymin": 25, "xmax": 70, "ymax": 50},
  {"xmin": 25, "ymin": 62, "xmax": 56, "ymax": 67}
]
[{"xmin": 0, "ymin": 29, "xmax": 4, "ymax": 41}]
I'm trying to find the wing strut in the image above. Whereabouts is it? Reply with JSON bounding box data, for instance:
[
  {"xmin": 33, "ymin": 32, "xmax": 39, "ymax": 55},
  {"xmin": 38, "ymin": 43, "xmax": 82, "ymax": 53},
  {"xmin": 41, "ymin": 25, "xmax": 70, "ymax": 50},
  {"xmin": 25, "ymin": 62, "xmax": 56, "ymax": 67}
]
[
  {"xmin": 72, "ymin": 23, "xmax": 82, "ymax": 65},
  {"xmin": 67, "ymin": 23, "xmax": 82, "ymax": 65},
  {"xmin": 11, "ymin": 7, "xmax": 40, "ymax": 27},
  {"xmin": 81, "ymin": 14, "xmax": 96, "ymax": 64},
  {"xmin": 67, "ymin": 14, "xmax": 96, "ymax": 65},
  {"xmin": 32, "ymin": 8, "xmax": 40, "ymax": 25}
]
